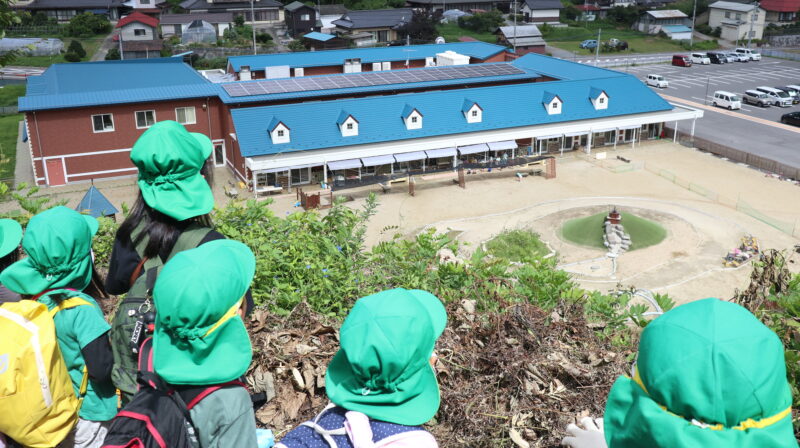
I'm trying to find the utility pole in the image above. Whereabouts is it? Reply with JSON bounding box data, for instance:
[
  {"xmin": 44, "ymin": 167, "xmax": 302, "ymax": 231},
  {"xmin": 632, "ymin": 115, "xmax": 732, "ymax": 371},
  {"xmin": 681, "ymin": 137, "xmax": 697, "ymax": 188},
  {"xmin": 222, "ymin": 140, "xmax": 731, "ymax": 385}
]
[
  {"xmin": 595, "ymin": 28, "xmax": 601, "ymax": 63},
  {"xmin": 250, "ymin": 0, "xmax": 257, "ymax": 55},
  {"xmin": 119, "ymin": 32, "xmax": 124, "ymax": 60},
  {"xmin": 690, "ymin": 0, "xmax": 697, "ymax": 48},
  {"xmin": 512, "ymin": 0, "xmax": 517, "ymax": 54},
  {"xmin": 747, "ymin": 1, "xmax": 758, "ymax": 48}
]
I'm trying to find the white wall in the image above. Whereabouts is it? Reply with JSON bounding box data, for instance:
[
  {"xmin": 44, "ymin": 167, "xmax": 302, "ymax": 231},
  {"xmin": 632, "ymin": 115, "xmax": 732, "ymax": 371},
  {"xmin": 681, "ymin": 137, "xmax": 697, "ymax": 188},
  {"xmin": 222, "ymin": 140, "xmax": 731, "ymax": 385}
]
[
  {"xmin": 709, "ymin": 7, "xmax": 765, "ymax": 39},
  {"xmin": 668, "ymin": 31, "xmax": 692, "ymax": 40},
  {"xmin": 120, "ymin": 24, "xmax": 155, "ymax": 41}
]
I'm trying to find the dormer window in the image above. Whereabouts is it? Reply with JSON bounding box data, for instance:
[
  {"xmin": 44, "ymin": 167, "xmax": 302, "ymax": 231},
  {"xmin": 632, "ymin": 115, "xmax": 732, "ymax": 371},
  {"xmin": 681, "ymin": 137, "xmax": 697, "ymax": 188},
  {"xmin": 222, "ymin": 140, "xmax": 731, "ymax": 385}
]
[
  {"xmin": 463, "ymin": 100, "xmax": 482, "ymax": 123},
  {"xmin": 402, "ymin": 106, "xmax": 423, "ymax": 130},
  {"xmin": 338, "ymin": 112, "xmax": 359, "ymax": 137},
  {"xmin": 543, "ymin": 92, "xmax": 562, "ymax": 116},
  {"xmin": 589, "ymin": 88, "xmax": 608, "ymax": 110},
  {"xmin": 269, "ymin": 119, "xmax": 290, "ymax": 144}
]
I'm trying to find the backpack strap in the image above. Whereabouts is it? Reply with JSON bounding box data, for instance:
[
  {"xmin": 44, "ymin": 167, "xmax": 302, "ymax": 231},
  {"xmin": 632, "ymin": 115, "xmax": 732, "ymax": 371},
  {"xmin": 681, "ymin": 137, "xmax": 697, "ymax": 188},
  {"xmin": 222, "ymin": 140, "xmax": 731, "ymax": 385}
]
[
  {"xmin": 129, "ymin": 221, "xmax": 212, "ymax": 289},
  {"xmin": 167, "ymin": 223, "xmax": 213, "ymax": 263}
]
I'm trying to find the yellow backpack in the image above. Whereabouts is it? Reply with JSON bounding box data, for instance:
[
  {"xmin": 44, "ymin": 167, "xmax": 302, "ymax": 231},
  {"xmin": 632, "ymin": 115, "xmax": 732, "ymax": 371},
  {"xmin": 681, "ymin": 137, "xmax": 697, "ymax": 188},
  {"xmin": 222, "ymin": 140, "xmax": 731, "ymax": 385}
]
[{"xmin": 0, "ymin": 298, "xmax": 90, "ymax": 448}]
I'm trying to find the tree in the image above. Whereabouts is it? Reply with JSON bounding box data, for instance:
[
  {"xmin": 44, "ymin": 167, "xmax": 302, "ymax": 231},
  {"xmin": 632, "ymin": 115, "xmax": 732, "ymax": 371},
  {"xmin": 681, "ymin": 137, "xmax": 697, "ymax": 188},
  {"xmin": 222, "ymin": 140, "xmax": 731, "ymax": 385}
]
[
  {"xmin": 64, "ymin": 51, "xmax": 81, "ymax": 62},
  {"xmin": 64, "ymin": 12, "xmax": 112, "ymax": 37},
  {"xmin": 397, "ymin": 10, "xmax": 438, "ymax": 43},
  {"xmin": 457, "ymin": 10, "xmax": 505, "ymax": 33},
  {"xmin": 234, "ymin": 14, "xmax": 245, "ymax": 27},
  {"xmin": 606, "ymin": 5, "xmax": 640, "ymax": 26},
  {"xmin": 288, "ymin": 39, "xmax": 307, "ymax": 52},
  {"xmin": 68, "ymin": 40, "xmax": 86, "ymax": 58},
  {"xmin": 0, "ymin": 0, "xmax": 24, "ymax": 66},
  {"xmin": 105, "ymin": 48, "xmax": 121, "ymax": 60}
]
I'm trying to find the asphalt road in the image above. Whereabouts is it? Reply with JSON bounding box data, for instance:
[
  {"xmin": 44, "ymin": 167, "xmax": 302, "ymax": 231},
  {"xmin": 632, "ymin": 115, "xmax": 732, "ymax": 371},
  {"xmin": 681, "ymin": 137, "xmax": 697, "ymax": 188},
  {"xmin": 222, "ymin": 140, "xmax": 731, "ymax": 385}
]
[{"xmin": 623, "ymin": 58, "xmax": 800, "ymax": 169}]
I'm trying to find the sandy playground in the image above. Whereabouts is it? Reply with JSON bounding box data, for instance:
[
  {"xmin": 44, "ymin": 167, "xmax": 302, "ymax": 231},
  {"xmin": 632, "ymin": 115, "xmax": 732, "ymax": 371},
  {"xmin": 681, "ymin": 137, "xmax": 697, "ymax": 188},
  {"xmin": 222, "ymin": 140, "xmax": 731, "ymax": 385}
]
[{"xmin": 11, "ymin": 140, "xmax": 800, "ymax": 303}]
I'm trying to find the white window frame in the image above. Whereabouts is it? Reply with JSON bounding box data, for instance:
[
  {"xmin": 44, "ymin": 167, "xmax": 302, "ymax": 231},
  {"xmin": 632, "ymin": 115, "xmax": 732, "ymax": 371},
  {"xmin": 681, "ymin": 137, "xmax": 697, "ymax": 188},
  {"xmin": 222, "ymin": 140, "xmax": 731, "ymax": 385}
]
[
  {"xmin": 91, "ymin": 113, "xmax": 114, "ymax": 133},
  {"xmin": 175, "ymin": 106, "xmax": 196, "ymax": 125},
  {"xmin": 135, "ymin": 110, "xmax": 156, "ymax": 129},
  {"xmin": 133, "ymin": 28, "xmax": 147, "ymax": 36}
]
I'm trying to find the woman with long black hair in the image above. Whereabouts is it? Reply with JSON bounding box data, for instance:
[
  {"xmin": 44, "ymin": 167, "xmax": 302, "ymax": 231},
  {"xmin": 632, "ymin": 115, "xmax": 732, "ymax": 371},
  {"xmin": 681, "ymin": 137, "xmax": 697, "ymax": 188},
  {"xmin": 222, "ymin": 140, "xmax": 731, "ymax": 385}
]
[{"xmin": 105, "ymin": 120, "xmax": 253, "ymax": 405}]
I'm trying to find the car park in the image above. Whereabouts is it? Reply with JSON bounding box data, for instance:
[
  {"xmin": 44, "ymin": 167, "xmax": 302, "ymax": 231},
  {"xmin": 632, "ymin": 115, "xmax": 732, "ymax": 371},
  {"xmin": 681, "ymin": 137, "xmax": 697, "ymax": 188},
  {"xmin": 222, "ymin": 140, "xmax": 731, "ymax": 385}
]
[
  {"xmin": 707, "ymin": 52, "xmax": 727, "ymax": 64},
  {"xmin": 735, "ymin": 48, "xmax": 761, "ymax": 61},
  {"xmin": 646, "ymin": 74, "xmax": 669, "ymax": 88},
  {"xmin": 776, "ymin": 86, "xmax": 800, "ymax": 104},
  {"xmin": 580, "ymin": 40, "xmax": 598, "ymax": 49},
  {"xmin": 690, "ymin": 53, "xmax": 711, "ymax": 64},
  {"xmin": 672, "ymin": 54, "xmax": 692, "ymax": 67},
  {"xmin": 712, "ymin": 91, "xmax": 742, "ymax": 110},
  {"xmin": 756, "ymin": 86, "xmax": 793, "ymax": 107},
  {"xmin": 780, "ymin": 111, "xmax": 800, "ymax": 126},
  {"xmin": 743, "ymin": 90, "xmax": 772, "ymax": 107}
]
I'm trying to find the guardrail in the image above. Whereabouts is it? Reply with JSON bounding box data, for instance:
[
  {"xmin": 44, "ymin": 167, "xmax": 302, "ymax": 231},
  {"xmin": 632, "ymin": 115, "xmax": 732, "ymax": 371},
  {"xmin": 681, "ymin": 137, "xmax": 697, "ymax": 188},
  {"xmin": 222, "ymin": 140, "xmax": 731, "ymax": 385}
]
[
  {"xmin": 572, "ymin": 55, "xmax": 672, "ymax": 68},
  {"xmin": 760, "ymin": 49, "xmax": 800, "ymax": 62}
]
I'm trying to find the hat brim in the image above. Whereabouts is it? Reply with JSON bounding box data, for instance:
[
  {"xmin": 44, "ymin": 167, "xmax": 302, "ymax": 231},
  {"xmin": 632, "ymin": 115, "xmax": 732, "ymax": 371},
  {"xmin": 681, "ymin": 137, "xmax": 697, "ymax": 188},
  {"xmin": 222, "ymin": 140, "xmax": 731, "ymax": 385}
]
[
  {"xmin": 0, "ymin": 254, "xmax": 93, "ymax": 296},
  {"xmin": 138, "ymin": 172, "xmax": 214, "ymax": 222},
  {"xmin": 81, "ymin": 214, "xmax": 99, "ymax": 236},
  {"xmin": 0, "ymin": 219, "xmax": 22, "ymax": 258},
  {"xmin": 191, "ymin": 132, "xmax": 213, "ymax": 160},
  {"xmin": 153, "ymin": 317, "xmax": 252, "ymax": 385},
  {"xmin": 326, "ymin": 349, "xmax": 441, "ymax": 426},
  {"xmin": 407, "ymin": 290, "xmax": 447, "ymax": 339}
]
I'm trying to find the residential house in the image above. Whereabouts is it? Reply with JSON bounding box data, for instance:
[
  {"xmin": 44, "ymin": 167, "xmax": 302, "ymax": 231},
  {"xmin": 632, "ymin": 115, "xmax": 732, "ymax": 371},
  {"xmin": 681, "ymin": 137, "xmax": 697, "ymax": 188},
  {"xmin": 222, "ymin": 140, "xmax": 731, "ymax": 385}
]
[
  {"xmin": 160, "ymin": 12, "xmax": 233, "ymax": 37},
  {"xmin": 178, "ymin": 0, "xmax": 283, "ymax": 24},
  {"xmin": 708, "ymin": 1, "xmax": 765, "ymax": 40},
  {"xmin": 520, "ymin": 0, "xmax": 563, "ymax": 23},
  {"xmin": 318, "ymin": 4, "xmax": 347, "ymax": 33},
  {"xmin": 115, "ymin": 12, "xmax": 163, "ymax": 59},
  {"xmin": 636, "ymin": 0, "xmax": 679, "ymax": 8},
  {"xmin": 285, "ymin": 1, "xmax": 318, "ymax": 37},
  {"xmin": 404, "ymin": 0, "xmax": 508, "ymax": 12},
  {"xmin": 123, "ymin": 0, "xmax": 161, "ymax": 14},
  {"xmin": 635, "ymin": 10, "xmax": 691, "ymax": 34},
  {"xmin": 302, "ymin": 32, "xmax": 347, "ymax": 50},
  {"xmin": 332, "ymin": 8, "xmax": 412, "ymax": 44},
  {"xmin": 754, "ymin": 0, "xmax": 797, "ymax": 24},
  {"xmin": 11, "ymin": 0, "xmax": 123, "ymax": 22},
  {"xmin": 495, "ymin": 25, "xmax": 546, "ymax": 54},
  {"xmin": 226, "ymin": 42, "xmax": 508, "ymax": 78}
]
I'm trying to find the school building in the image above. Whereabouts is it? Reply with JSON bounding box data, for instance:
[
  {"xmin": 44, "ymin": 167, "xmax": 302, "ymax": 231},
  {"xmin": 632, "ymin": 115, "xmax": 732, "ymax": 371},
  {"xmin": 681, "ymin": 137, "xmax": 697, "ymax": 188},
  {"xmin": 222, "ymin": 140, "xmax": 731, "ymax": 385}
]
[{"xmin": 18, "ymin": 42, "xmax": 703, "ymax": 189}]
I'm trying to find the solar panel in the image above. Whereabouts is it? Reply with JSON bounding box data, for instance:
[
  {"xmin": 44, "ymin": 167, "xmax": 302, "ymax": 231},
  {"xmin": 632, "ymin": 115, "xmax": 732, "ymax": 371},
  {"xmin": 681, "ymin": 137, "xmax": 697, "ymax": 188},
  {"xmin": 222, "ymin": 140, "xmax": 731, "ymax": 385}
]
[{"xmin": 221, "ymin": 63, "xmax": 529, "ymax": 98}]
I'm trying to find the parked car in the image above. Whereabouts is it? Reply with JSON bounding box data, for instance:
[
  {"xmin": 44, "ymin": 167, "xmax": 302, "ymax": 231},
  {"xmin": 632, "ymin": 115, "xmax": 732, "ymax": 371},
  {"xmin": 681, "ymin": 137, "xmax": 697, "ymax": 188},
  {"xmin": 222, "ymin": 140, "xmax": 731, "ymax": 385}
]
[
  {"xmin": 726, "ymin": 51, "xmax": 748, "ymax": 62},
  {"xmin": 756, "ymin": 86, "xmax": 793, "ymax": 107},
  {"xmin": 580, "ymin": 39, "xmax": 598, "ymax": 49},
  {"xmin": 645, "ymin": 74, "xmax": 669, "ymax": 88},
  {"xmin": 743, "ymin": 90, "xmax": 772, "ymax": 107},
  {"xmin": 735, "ymin": 47, "xmax": 761, "ymax": 61},
  {"xmin": 712, "ymin": 90, "xmax": 742, "ymax": 110},
  {"xmin": 780, "ymin": 111, "xmax": 800, "ymax": 127},
  {"xmin": 672, "ymin": 54, "xmax": 692, "ymax": 67},
  {"xmin": 708, "ymin": 52, "xmax": 727, "ymax": 64},
  {"xmin": 776, "ymin": 86, "xmax": 800, "ymax": 104},
  {"xmin": 721, "ymin": 52, "xmax": 738, "ymax": 63},
  {"xmin": 690, "ymin": 52, "xmax": 711, "ymax": 64}
]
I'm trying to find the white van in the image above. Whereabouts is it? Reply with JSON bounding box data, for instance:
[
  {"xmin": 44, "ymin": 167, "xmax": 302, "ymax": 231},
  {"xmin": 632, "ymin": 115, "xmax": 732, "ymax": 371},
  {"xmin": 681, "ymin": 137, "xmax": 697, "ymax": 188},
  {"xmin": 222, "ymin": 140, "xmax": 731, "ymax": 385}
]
[
  {"xmin": 735, "ymin": 48, "xmax": 761, "ymax": 61},
  {"xmin": 690, "ymin": 52, "xmax": 710, "ymax": 64},
  {"xmin": 712, "ymin": 90, "xmax": 742, "ymax": 110},
  {"xmin": 645, "ymin": 74, "xmax": 668, "ymax": 88},
  {"xmin": 756, "ymin": 86, "xmax": 793, "ymax": 107}
]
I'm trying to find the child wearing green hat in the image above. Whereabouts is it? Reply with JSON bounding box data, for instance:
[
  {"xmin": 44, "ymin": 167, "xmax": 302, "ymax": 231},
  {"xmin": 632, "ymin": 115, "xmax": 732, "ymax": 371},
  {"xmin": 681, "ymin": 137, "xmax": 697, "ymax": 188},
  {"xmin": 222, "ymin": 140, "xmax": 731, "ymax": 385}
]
[
  {"xmin": 0, "ymin": 206, "xmax": 116, "ymax": 448},
  {"xmin": 0, "ymin": 218, "xmax": 23, "ymax": 304},
  {"xmin": 105, "ymin": 121, "xmax": 254, "ymax": 403},
  {"xmin": 561, "ymin": 298, "xmax": 798, "ymax": 448},
  {"xmin": 276, "ymin": 288, "xmax": 446, "ymax": 448},
  {"xmin": 151, "ymin": 239, "xmax": 258, "ymax": 448}
]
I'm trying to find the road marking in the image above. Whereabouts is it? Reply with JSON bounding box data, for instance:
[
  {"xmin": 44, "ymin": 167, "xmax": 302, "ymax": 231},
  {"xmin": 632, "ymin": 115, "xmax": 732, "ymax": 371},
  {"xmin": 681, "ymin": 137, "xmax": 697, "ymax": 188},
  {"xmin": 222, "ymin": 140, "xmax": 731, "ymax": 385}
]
[{"xmin": 660, "ymin": 93, "xmax": 800, "ymax": 134}]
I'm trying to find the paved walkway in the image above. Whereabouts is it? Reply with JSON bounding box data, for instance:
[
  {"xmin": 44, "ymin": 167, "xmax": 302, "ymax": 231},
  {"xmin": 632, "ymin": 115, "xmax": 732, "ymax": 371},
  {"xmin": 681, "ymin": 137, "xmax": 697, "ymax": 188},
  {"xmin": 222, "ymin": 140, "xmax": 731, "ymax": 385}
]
[
  {"xmin": 91, "ymin": 32, "xmax": 117, "ymax": 61},
  {"xmin": 14, "ymin": 120, "xmax": 34, "ymax": 187}
]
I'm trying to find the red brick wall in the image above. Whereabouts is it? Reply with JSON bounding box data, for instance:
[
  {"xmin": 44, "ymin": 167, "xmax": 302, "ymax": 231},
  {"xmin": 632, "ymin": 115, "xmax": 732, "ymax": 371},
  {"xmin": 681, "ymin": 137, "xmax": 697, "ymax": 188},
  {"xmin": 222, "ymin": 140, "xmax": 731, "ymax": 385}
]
[
  {"xmin": 27, "ymin": 98, "xmax": 224, "ymax": 186},
  {"xmin": 515, "ymin": 45, "xmax": 546, "ymax": 55},
  {"xmin": 480, "ymin": 52, "xmax": 508, "ymax": 63}
]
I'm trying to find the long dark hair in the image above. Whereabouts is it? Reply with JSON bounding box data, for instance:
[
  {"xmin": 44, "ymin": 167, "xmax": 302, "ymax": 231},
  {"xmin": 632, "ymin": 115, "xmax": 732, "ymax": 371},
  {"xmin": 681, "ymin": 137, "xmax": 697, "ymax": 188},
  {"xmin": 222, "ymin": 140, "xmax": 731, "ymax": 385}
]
[
  {"xmin": 117, "ymin": 160, "xmax": 214, "ymax": 259},
  {"xmin": 0, "ymin": 247, "xmax": 19, "ymax": 273}
]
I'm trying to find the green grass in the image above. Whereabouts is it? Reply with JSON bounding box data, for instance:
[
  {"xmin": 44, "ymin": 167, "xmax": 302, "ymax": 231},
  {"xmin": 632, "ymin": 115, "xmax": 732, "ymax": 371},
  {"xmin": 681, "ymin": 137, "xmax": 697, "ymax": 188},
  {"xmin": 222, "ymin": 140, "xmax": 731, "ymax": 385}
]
[
  {"xmin": 436, "ymin": 23, "xmax": 499, "ymax": 44},
  {"xmin": 543, "ymin": 23, "xmax": 718, "ymax": 55},
  {"xmin": 11, "ymin": 37, "xmax": 105, "ymax": 67},
  {"xmin": 561, "ymin": 212, "xmax": 667, "ymax": 251},
  {"xmin": 0, "ymin": 85, "xmax": 26, "ymax": 108},
  {"xmin": 0, "ymin": 114, "xmax": 22, "ymax": 181},
  {"xmin": 487, "ymin": 229, "xmax": 550, "ymax": 261}
]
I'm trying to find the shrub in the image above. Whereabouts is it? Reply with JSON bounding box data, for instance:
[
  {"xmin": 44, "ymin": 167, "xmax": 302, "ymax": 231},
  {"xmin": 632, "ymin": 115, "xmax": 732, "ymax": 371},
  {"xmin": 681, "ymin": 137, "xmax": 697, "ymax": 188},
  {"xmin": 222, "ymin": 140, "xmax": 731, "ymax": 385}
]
[
  {"xmin": 712, "ymin": 26, "xmax": 721, "ymax": 37},
  {"xmin": 696, "ymin": 23, "xmax": 712, "ymax": 35},
  {"xmin": 457, "ymin": 10, "xmax": 505, "ymax": 33},
  {"xmin": 67, "ymin": 40, "xmax": 86, "ymax": 58},
  {"xmin": 104, "ymin": 48, "xmax": 120, "ymax": 60},
  {"xmin": 63, "ymin": 51, "xmax": 81, "ymax": 62},
  {"xmin": 64, "ymin": 12, "xmax": 111, "ymax": 37},
  {"xmin": 288, "ymin": 39, "xmax": 306, "ymax": 52},
  {"xmin": 255, "ymin": 32, "xmax": 272, "ymax": 43},
  {"xmin": 234, "ymin": 14, "xmax": 245, "ymax": 27}
]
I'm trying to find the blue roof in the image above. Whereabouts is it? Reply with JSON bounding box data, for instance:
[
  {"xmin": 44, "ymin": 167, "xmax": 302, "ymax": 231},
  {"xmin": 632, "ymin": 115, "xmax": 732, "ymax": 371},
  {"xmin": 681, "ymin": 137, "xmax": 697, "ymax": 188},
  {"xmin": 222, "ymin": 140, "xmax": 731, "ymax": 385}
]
[
  {"xmin": 231, "ymin": 72, "xmax": 673, "ymax": 158},
  {"xmin": 542, "ymin": 91, "xmax": 559, "ymax": 104},
  {"xmin": 589, "ymin": 87, "xmax": 605, "ymax": 99},
  {"xmin": 303, "ymin": 32, "xmax": 336, "ymax": 41},
  {"xmin": 663, "ymin": 25, "xmax": 692, "ymax": 33},
  {"xmin": 20, "ymin": 58, "xmax": 218, "ymax": 112},
  {"xmin": 461, "ymin": 99, "xmax": 478, "ymax": 112},
  {"xmin": 401, "ymin": 104, "xmax": 420, "ymax": 118},
  {"xmin": 76, "ymin": 186, "xmax": 118, "ymax": 218},
  {"xmin": 226, "ymin": 42, "xmax": 508, "ymax": 71},
  {"xmin": 336, "ymin": 110, "xmax": 354, "ymax": 125}
]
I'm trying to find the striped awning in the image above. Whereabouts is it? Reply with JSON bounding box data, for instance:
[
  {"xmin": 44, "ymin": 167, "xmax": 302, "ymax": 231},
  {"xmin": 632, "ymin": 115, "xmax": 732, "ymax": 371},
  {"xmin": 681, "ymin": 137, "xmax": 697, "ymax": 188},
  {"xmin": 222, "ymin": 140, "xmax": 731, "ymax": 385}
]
[
  {"xmin": 487, "ymin": 140, "xmax": 517, "ymax": 151},
  {"xmin": 458, "ymin": 143, "xmax": 489, "ymax": 155},
  {"xmin": 393, "ymin": 151, "xmax": 427, "ymax": 163},
  {"xmin": 327, "ymin": 159, "xmax": 362, "ymax": 170},
  {"xmin": 361, "ymin": 155, "xmax": 395, "ymax": 167},
  {"xmin": 425, "ymin": 147, "xmax": 457, "ymax": 158}
]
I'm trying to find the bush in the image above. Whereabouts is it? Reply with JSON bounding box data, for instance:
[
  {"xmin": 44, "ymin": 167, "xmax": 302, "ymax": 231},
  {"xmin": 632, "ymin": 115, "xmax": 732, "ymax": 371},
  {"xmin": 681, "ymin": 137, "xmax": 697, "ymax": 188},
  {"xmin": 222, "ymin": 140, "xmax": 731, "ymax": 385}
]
[
  {"xmin": 104, "ymin": 48, "xmax": 120, "ymax": 60},
  {"xmin": 457, "ymin": 10, "xmax": 505, "ymax": 33},
  {"xmin": 63, "ymin": 51, "xmax": 81, "ymax": 62},
  {"xmin": 712, "ymin": 26, "xmax": 721, "ymax": 37},
  {"xmin": 255, "ymin": 32, "xmax": 272, "ymax": 43},
  {"xmin": 234, "ymin": 14, "xmax": 245, "ymax": 27},
  {"xmin": 64, "ymin": 12, "xmax": 111, "ymax": 37},
  {"xmin": 67, "ymin": 40, "xmax": 86, "ymax": 58},
  {"xmin": 696, "ymin": 23, "xmax": 712, "ymax": 35},
  {"xmin": 288, "ymin": 39, "xmax": 306, "ymax": 52}
]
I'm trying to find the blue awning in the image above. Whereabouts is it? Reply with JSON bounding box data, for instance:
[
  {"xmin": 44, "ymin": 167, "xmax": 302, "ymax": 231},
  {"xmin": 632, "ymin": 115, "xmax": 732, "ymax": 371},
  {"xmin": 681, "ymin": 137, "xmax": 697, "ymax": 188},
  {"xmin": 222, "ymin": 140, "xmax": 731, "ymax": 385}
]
[
  {"xmin": 361, "ymin": 154, "xmax": 395, "ymax": 167},
  {"xmin": 458, "ymin": 143, "xmax": 489, "ymax": 155},
  {"xmin": 425, "ymin": 147, "xmax": 456, "ymax": 158},
  {"xmin": 393, "ymin": 150, "xmax": 427, "ymax": 162},
  {"xmin": 327, "ymin": 159, "xmax": 362, "ymax": 170}
]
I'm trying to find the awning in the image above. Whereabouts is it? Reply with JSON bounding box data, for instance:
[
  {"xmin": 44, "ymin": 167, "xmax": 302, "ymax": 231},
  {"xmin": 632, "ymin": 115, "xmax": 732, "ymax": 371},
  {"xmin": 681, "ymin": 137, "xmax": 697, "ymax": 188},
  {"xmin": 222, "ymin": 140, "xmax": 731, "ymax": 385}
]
[
  {"xmin": 425, "ymin": 147, "xmax": 457, "ymax": 158},
  {"xmin": 617, "ymin": 125, "xmax": 640, "ymax": 130},
  {"xmin": 563, "ymin": 131, "xmax": 588, "ymax": 137},
  {"xmin": 487, "ymin": 140, "xmax": 517, "ymax": 152},
  {"xmin": 536, "ymin": 134, "xmax": 563, "ymax": 140},
  {"xmin": 393, "ymin": 150, "xmax": 427, "ymax": 163},
  {"xmin": 592, "ymin": 127, "xmax": 616, "ymax": 133},
  {"xmin": 360, "ymin": 155, "xmax": 395, "ymax": 167},
  {"xmin": 327, "ymin": 159, "xmax": 362, "ymax": 170},
  {"xmin": 261, "ymin": 163, "xmax": 316, "ymax": 174},
  {"xmin": 458, "ymin": 143, "xmax": 489, "ymax": 155}
]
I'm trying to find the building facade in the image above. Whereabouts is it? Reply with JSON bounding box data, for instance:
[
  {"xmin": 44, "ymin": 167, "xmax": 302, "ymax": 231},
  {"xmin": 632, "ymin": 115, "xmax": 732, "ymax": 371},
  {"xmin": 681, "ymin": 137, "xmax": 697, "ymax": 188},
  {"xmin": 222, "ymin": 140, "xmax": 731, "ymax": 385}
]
[
  {"xmin": 708, "ymin": 1, "xmax": 765, "ymax": 41},
  {"xmin": 285, "ymin": 1, "xmax": 318, "ymax": 36},
  {"xmin": 11, "ymin": 0, "xmax": 122, "ymax": 22},
  {"xmin": 116, "ymin": 12, "xmax": 163, "ymax": 59},
  {"xmin": 495, "ymin": 25, "xmax": 546, "ymax": 55},
  {"xmin": 636, "ymin": 10, "xmax": 691, "ymax": 34},
  {"xmin": 332, "ymin": 8, "xmax": 412, "ymax": 44},
  {"xmin": 521, "ymin": 0, "xmax": 563, "ymax": 23},
  {"xmin": 160, "ymin": 12, "xmax": 233, "ymax": 37},
  {"xmin": 178, "ymin": 0, "xmax": 283, "ymax": 24},
  {"xmin": 760, "ymin": 0, "xmax": 799, "ymax": 24}
]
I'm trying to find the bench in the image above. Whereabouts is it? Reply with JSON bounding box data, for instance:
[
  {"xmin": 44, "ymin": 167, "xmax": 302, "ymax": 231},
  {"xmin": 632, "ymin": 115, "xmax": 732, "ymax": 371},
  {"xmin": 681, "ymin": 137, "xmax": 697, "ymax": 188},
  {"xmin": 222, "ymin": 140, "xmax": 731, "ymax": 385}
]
[{"xmin": 388, "ymin": 177, "xmax": 408, "ymax": 185}]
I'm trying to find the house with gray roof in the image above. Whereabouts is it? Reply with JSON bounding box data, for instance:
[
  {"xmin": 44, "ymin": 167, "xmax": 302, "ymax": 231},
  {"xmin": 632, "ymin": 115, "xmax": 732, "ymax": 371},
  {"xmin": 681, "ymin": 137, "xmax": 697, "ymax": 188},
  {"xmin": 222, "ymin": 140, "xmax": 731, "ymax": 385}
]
[
  {"xmin": 11, "ymin": 0, "xmax": 123, "ymax": 22},
  {"xmin": 708, "ymin": 1, "xmax": 765, "ymax": 41},
  {"xmin": 635, "ymin": 9, "xmax": 690, "ymax": 34},
  {"xmin": 332, "ymin": 8, "xmax": 412, "ymax": 45},
  {"xmin": 495, "ymin": 25, "xmax": 546, "ymax": 55},
  {"xmin": 520, "ymin": 0, "xmax": 563, "ymax": 23},
  {"xmin": 405, "ymin": 0, "xmax": 507, "ymax": 12},
  {"xmin": 285, "ymin": 1, "xmax": 318, "ymax": 37},
  {"xmin": 160, "ymin": 13, "xmax": 233, "ymax": 37},
  {"xmin": 178, "ymin": 0, "xmax": 283, "ymax": 24}
]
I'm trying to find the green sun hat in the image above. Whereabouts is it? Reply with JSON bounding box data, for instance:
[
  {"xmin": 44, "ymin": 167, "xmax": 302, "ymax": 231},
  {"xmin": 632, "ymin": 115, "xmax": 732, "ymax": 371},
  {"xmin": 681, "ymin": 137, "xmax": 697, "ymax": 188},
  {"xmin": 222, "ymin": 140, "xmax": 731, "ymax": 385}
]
[
  {"xmin": 130, "ymin": 120, "xmax": 213, "ymax": 222},
  {"xmin": 152, "ymin": 239, "xmax": 255, "ymax": 385},
  {"xmin": 0, "ymin": 206, "xmax": 98, "ymax": 296},
  {"xmin": 325, "ymin": 288, "xmax": 447, "ymax": 426},
  {"xmin": 604, "ymin": 298, "xmax": 797, "ymax": 448},
  {"xmin": 0, "ymin": 218, "xmax": 22, "ymax": 258}
]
